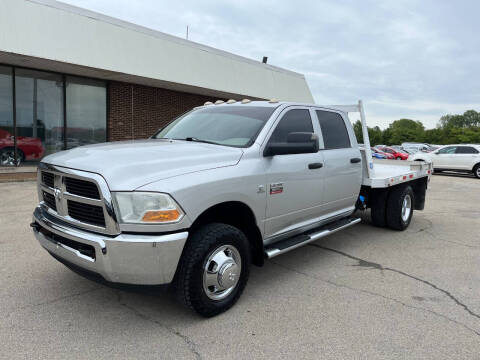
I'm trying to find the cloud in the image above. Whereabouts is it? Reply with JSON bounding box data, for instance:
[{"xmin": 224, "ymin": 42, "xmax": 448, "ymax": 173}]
[{"xmin": 62, "ymin": 0, "xmax": 480, "ymax": 129}]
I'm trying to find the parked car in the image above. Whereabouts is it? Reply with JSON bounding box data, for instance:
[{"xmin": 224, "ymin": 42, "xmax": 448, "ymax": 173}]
[
  {"xmin": 409, "ymin": 144, "xmax": 480, "ymax": 178},
  {"xmin": 376, "ymin": 146, "xmax": 409, "ymax": 160},
  {"xmin": 402, "ymin": 143, "xmax": 429, "ymax": 154},
  {"xmin": 371, "ymin": 147, "xmax": 386, "ymax": 159},
  {"xmin": 373, "ymin": 147, "xmax": 395, "ymax": 159},
  {"xmin": 32, "ymin": 100, "xmax": 431, "ymax": 316},
  {"xmin": 0, "ymin": 129, "xmax": 45, "ymax": 166}
]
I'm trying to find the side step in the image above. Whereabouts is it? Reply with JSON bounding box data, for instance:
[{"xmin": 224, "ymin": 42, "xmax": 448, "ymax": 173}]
[{"xmin": 265, "ymin": 217, "xmax": 361, "ymax": 259}]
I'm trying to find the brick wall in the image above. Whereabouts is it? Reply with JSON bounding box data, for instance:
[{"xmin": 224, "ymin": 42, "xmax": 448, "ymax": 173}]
[{"xmin": 108, "ymin": 81, "xmax": 221, "ymax": 141}]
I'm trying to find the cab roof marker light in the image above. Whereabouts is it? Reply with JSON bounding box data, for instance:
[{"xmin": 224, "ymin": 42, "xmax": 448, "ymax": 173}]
[
  {"xmin": 215, "ymin": 100, "xmax": 225, "ymax": 105},
  {"xmin": 241, "ymin": 99, "xmax": 251, "ymax": 104},
  {"xmin": 226, "ymin": 99, "xmax": 236, "ymax": 104},
  {"xmin": 204, "ymin": 101, "xmax": 213, "ymax": 106}
]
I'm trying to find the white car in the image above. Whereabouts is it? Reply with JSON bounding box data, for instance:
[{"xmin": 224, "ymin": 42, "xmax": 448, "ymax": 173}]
[
  {"xmin": 401, "ymin": 143, "xmax": 429, "ymax": 154},
  {"xmin": 409, "ymin": 144, "xmax": 480, "ymax": 178}
]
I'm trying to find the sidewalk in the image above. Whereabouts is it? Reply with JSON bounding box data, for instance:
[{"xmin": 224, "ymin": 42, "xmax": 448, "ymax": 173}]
[{"xmin": 0, "ymin": 165, "xmax": 37, "ymax": 182}]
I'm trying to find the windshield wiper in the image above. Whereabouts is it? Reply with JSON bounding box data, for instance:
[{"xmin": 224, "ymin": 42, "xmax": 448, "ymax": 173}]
[{"xmin": 181, "ymin": 137, "xmax": 220, "ymax": 145}]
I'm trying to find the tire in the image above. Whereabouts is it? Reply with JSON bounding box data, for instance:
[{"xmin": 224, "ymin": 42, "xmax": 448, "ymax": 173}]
[
  {"xmin": 175, "ymin": 223, "xmax": 250, "ymax": 317},
  {"xmin": 0, "ymin": 148, "xmax": 22, "ymax": 166},
  {"xmin": 473, "ymin": 164, "xmax": 480, "ymax": 179},
  {"xmin": 396, "ymin": 157, "xmax": 402, "ymax": 160},
  {"xmin": 386, "ymin": 185, "xmax": 414, "ymax": 231},
  {"xmin": 370, "ymin": 191, "xmax": 387, "ymax": 227}
]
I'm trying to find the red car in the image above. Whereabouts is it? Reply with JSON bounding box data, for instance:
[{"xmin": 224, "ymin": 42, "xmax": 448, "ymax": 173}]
[
  {"xmin": 0, "ymin": 129, "xmax": 45, "ymax": 166},
  {"xmin": 377, "ymin": 146, "xmax": 409, "ymax": 160},
  {"xmin": 372, "ymin": 147, "xmax": 395, "ymax": 159}
]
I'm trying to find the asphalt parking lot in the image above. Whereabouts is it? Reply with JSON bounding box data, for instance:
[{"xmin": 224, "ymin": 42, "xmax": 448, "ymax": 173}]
[{"xmin": 1, "ymin": 174, "xmax": 479, "ymax": 359}]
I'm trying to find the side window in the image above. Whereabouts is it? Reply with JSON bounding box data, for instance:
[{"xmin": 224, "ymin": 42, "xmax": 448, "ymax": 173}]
[
  {"xmin": 316, "ymin": 110, "xmax": 351, "ymax": 149},
  {"xmin": 269, "ymin": 109, "xmax": 313, "ymax": 143},
  {"xmin": 456, "ymin": 146, "xmax": 479, "ymax": 154},
  {"xmin": 437, "ymin": 146, "xmax": 457, "ymax": 154}
]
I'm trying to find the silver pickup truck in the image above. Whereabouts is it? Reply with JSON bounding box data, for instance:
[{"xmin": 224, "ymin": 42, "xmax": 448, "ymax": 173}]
[{"xmin": 31, "ymin": 100, "xmax": 432, "ymax": 317}]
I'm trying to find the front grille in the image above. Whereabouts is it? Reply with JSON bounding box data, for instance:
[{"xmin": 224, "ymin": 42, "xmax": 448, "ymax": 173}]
[
  {"xmin": 42, "ymin": 172, "xmax": 54, "ymax": 188},
  {"xmin": 67, "ymin": 200, "xmax": 105, "ymax": 227},
  {"xmin": 43, "ymin": 191, "xmax": 57, "ymax": 211},
  {"xmin": 38, "ymin": 164, "xmax": 117, "ymax": 234},
  {"xmin": 65, "ymin": 177, "xmax": 100, "ymax": 199}
]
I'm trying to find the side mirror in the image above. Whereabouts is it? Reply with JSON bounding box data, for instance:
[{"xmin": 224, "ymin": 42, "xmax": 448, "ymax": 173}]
[{"xmin": 264, "ymin": 132, "xmax": 319, "ymax": 156}]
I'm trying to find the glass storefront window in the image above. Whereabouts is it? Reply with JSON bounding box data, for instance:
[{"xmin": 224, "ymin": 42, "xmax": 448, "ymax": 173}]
[
  {"xmin": 15, "ymin": 69, "xmax": 64, "ymax": 165},
  {"xmin": 1, "ymin": 66, "xmax": 107, "ymax": 166},
  {"xmin": 66, "ymin": 77, "xmax": 106, "ymax": 149},
  {"xmin": 0, "ymin": 66, "xmax": 15, "ymax": 166}
]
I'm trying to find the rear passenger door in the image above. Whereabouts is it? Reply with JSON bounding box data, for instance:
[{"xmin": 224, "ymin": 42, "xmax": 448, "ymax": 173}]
[
  {"xmin": 454, "ymin": 146, "xmax": 479, "ymax": 170},
  {"xmin": 314, "ymin": 109, "xmax": 362, "ymax": 215}
]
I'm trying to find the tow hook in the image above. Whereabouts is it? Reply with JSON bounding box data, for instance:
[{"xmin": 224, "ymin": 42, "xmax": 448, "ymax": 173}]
[{"xmin": 30, "ymin": 222, "xmax": 41, "ymax": 231}]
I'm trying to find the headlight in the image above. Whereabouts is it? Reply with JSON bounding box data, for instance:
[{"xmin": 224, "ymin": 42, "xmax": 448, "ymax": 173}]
[{"xmin": 113, "ymin": 192, "xmax": 184, "ymax": 224}]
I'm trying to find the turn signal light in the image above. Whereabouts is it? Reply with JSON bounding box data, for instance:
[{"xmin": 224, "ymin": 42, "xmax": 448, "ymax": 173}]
[{"xmin": 142, "ymin": 210, "xmax": 181, "ymax": 222}]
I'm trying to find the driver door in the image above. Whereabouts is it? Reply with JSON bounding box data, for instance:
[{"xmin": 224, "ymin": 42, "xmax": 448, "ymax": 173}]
[{"xmin": 263, "ymin": 108, "xmax": 325, "ymax": 239}]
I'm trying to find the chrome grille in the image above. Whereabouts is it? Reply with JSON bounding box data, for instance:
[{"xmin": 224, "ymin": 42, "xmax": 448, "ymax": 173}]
[
  {"xmin": 65, "ymin": 177, "xmax": 100, "ymax": 199},
  {"xmin": 42, "ymin": 191, "xmax": 56, "ymax": 211},
  {"xmin": 41, "ymin": 171, "xmax": 54, "ymax": 188},
  {"xmin": 38, "ymin": 163, "xmax": 119, "ymax": 235},
  {"xmin": 67, "ymin": 200, "xmax": 105, "ymax": 227}
]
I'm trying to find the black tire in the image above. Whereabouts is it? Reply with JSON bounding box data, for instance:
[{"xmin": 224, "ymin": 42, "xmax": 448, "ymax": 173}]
[
  {"xmin": 175, "ymin": 223, "xmax": 251, "ymax": 317},
  {"xmin": 386, "ymin": 185, "xmax": 414, "ymax": 231},
  {"xmin": 473, "ymin": 164, "xmax": 480, "ymax": 179},
  {"xmin": 370, "ymin": 192, "xmax": 387, "ymax": 227},
  {"xmin": 0, "ymin": 147, "xmax": 22, "ymax": 166}
]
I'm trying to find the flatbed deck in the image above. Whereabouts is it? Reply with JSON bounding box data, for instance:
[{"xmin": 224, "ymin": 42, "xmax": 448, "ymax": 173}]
[{"xmin": 365, "ymin": 159, "xmax": 432, "ymax": 188}]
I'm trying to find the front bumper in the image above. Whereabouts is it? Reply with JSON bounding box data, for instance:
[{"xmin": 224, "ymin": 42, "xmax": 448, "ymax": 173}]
[{"xmin": 32, "ymin": 206, "xmax": 188, "ymax": 285}]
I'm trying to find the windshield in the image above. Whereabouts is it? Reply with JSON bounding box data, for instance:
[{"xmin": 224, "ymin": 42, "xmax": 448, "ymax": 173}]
[{"xmin": 153, "ymin": 106, "xmax": 277, "ymax": 147}]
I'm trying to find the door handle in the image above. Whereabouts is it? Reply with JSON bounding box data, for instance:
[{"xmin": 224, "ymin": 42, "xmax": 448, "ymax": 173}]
[
  {"xmin": 308, "ymin": 162, "xmax": 323, "ymax": 169},
  {"xmin": 350, "ymin": 158, "xmax": 361, "ymax": 164}
]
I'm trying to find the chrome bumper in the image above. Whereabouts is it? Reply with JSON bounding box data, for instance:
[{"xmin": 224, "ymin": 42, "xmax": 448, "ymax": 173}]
[{"xmin": 32, "ymin": 206, "xmax": 188, "ymax": 285}]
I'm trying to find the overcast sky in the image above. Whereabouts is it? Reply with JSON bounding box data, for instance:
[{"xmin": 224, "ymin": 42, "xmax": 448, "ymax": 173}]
[{"xmin": 62, "ymin": 0, "xmax": 479, "ymax": 129}]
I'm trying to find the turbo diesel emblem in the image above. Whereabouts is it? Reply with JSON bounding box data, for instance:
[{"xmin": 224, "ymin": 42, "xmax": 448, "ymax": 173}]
[{"xmin": 270, "ymin": 183, "xmax": 283, "ymax": 195}]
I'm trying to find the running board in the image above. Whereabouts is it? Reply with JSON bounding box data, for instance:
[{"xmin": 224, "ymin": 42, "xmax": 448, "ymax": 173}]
[{"xmin": 265, "ymin": 217, "xmax": 361, "ymax": 259}]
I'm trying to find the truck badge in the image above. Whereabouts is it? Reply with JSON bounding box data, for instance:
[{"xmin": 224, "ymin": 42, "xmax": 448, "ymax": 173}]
[
  {"xmin": 270, "ymin": 183, "xmax": 283, "ymax": 195},
  {"xmin": 54, "ymin": 187, "xmax": 62, "ymax": 201}
]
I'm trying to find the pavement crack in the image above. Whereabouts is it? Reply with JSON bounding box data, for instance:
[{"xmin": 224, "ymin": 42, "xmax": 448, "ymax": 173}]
[
  {"xmin": 11, "ymin": 287, "xmax": 101, "ymax": 315},
  {"xmin": 308, "ymin": 244, "xmax": 480, "ymax": 322},
  {"xmin": 270, "ymin": 261, "xmax": 480, "ymax": 337},
  {"xmin": 116, "ymin": 292, "xmax": 202, "ymax": 360}
]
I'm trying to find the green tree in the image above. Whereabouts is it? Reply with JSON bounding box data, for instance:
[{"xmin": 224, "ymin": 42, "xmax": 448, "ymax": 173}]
[
  {"xmin": 368, "ymin": 126, "xmax": 383, "ymax": 146},
  {"xmin": 353, "ymin": 120, "xmax": 363, "ymax": 143},
  {"xmin": 386, "ymin": 119, "xmax": 425, "ymax": 145}
]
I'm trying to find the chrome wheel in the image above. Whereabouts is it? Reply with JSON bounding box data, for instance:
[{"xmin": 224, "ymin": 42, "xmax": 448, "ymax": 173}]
[
  {"xmin": 0, "ymin": 150, "xmax": 20, "ymax": 166},
  {"xmin": 476, "ymin": 167, "xmax": 480, "ymax": 178},
  {"xmin": 401, "ymin": 194, "xmax": 412, "ymax": 222},
  {"xmin": 203, "ymin": 245, "xmax": 241, "ymax": 301}
]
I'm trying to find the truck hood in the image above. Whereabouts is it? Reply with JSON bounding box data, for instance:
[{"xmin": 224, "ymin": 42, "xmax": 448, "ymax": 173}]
[{"xmin": 41, "ymin": 139, "xmax": 243, "ymax": 190}]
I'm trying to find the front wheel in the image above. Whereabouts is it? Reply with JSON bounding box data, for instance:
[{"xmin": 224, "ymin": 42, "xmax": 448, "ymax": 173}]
[
  {"xmin": 386, "ymin": 186, "xmax": 414, "ymax": 230},
  {"xmin": 396, "ymin": 157, "xmax": 402, "ymax": 160},
  {"xmin": 175, "ymin": 223, "xmax": 250, "ymax": 317}
]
